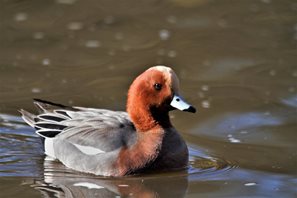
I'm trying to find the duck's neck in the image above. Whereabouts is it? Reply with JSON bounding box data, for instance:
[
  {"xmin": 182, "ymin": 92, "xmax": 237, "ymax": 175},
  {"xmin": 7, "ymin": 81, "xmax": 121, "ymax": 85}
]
[{"xmin": 127, "ymin": 103, "xmax": 172, "ymax": 132}]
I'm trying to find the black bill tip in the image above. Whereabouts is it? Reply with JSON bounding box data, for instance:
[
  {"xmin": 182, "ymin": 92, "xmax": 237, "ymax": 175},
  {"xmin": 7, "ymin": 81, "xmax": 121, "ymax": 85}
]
[{"xmin": 183, "ymin": 106, "xmax": 196, "ymax": 113}]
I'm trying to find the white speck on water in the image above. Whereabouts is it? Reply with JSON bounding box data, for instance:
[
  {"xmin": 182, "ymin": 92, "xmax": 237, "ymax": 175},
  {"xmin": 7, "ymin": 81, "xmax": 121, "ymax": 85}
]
[
  {"xmin": 56, "ymin": 0, "xmax": 76, "ymax": 4},
  {"xmin": 31, "ymin": 88, "xmax": 41, "ymax": 93},
  {"xmin": 67, "ymin": 22, "xmax": 83, "ymax": 30},
  {"xmin": 42, "ymin": 58, "xmax": 50, "ymax": 65},
  {"xmin": 85, "ymin": 40, "xmax": 101, "ymax": 48},
  {"xmin": 159, "ymin": 29, "xmax": 170, "ymax": 40},
  {"xmin": 104, "ymin": 16, "xmax": 115, "ymax": 25},
  {"xmin": 14, "ymin": 13, "xmax": 28, "ymax": 22},
  {"xmin": 33, "ymin": 32, "xmax": 44, "ymax": 39},
  {"xmin": 167, "ymin": 15, "xmax": 177, "ymax": 24},
  {"xmin": 269, "ymin": 69, "xmax": 276, "ymax": 76},
  {"xmin": 244, "ymin": 182, "xmax": 257, "ymax": 186},
  {"xmin": 201, "ymin": 85, "xmax": 209, "ymax": 91},
  {"xmin": 292, "ymin": 71, "xmax": 297, "ymax": 77},
  {"xmin": 227, "ymin": 134, "xmax": 241, "ymax": 143},
  {"xmin": 201, "ymin": 100, "xmax": 210, "ymax": 108},
  {"xmin": 168, "ymin": 50, "xmax": 177, "ymax": 58},
  {"xmin": 229, "ymin": 137, "xmax": 241, "ymax": 143}
]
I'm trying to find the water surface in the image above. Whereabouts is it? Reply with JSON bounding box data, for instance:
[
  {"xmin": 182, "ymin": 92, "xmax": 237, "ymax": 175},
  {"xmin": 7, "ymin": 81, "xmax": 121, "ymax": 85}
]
[{"xmin": 0, "ymin": 0, "xmax": 296, "ymax": 197}]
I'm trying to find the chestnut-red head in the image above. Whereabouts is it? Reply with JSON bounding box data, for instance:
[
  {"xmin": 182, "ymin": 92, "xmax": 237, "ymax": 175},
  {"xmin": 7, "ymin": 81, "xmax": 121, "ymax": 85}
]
[{"xmin": 127, "ymin": 66, "xmax": 196, "ymax": 131}]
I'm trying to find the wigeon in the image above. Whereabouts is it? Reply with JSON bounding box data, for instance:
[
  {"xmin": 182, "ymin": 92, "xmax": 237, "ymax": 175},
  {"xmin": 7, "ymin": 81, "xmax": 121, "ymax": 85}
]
[{"xmin": 20, "ymin": 66, "xmax": 196, "ymax": 176}]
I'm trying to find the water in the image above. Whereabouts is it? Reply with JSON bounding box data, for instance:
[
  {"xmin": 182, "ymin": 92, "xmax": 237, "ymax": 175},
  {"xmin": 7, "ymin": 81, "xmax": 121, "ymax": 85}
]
[{"xmin": 0, "ymin": 0, "xmax": 297, "ymax": 197}]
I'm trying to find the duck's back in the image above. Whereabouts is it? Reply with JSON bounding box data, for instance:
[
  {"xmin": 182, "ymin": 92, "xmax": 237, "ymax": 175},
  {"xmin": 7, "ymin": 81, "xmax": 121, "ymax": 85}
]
[{"xmin": 20, "ymin": 99, "xmax": 137, "ymax": 176}]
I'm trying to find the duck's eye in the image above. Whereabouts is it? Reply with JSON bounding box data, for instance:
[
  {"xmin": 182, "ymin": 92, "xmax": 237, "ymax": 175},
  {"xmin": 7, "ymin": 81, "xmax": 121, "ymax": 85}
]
[{"xmin": 154, "ymin": 83, "xmax": 162, "ymax": 91}]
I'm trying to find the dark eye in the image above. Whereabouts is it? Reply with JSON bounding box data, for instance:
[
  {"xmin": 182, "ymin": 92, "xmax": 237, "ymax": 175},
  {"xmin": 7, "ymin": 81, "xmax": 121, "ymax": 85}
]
[{"xmin": 154, "ymin": 83, "xmax": 162, "ymax": 91}]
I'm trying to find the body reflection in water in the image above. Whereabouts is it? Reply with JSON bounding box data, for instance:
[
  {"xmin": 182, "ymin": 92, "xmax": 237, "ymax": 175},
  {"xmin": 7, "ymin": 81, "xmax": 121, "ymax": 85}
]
[{"xmin": 31, "ymin": 156, "xmax": 188, "ymax": 198}]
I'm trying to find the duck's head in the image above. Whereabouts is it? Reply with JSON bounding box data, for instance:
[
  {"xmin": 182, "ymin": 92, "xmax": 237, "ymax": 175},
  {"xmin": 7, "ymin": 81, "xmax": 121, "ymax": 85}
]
[{"xmin": 127, "ymin": 65, "xmax": 196, "ymax": 130}]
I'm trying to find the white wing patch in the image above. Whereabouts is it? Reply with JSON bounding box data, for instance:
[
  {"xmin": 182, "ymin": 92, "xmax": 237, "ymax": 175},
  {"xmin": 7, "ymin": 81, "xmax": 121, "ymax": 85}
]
[
  {"xmin": 73, "ymin": 143, "xmax": 106, "ymax": 155},
  {"xmin": 73, "ymin": 182, "xmax": 104, "ymax": 189}
]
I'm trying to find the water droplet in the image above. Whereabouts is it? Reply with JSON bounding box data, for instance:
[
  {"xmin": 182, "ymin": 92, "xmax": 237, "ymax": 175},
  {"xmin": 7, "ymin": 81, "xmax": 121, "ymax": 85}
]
[
  {"xmin": 33, "ymin": 32, "xmax": 44, "ymax": 39},
  {"xmin": 85, "ymin": 40, "xmax": 101, "ymax": 48},
  {"xmin": 159, "ymin": 29, "xmax": 170, "ymax": 40},
  {"xmin": 201, "ymin": 85, "xmax": 209, "ymax": 91},
  {"xmin": 244, "ymin": 182, "xmax": 257, "ymax": 186},
  {"xmin": 67, "ymin": 22, "xmax": 83, "ymax": 30},
  {"xmin": 14, "ymin": 13, "xmax": 28, "ymax": 22},
  {"xmin": 168, "ymin": 50, "xmax": 177, "ymax": 58},
  {"xmin": 31, "ymin": 88, "xmax": 41, "ymax": 93},
  {"xmin": 201, "ymin": 100, "xmax": 210, "ymax": 108},
  {"xmin": 42, "ymin": 58, "xmax": 50, "ymax": 65}
]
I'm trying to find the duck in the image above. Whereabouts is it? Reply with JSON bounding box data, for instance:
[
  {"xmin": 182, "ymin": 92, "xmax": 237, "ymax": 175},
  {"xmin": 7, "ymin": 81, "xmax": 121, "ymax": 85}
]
[{"xmin": 19, "ymin": 66, "xmax": 196, "ymax": 176}]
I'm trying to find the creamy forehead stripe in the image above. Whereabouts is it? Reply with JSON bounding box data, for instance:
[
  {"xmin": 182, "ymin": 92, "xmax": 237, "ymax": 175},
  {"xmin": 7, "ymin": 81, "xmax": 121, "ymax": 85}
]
[{"xmin": 149, "ymin": 65, "xmax": 180, "ymax": 92}]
